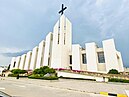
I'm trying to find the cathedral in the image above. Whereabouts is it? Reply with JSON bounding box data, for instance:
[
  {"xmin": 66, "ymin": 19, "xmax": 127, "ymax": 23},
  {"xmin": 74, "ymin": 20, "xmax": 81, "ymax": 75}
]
[{"xmin": 10, "ymin": 9, "xmax": 124, "ymax": 73}]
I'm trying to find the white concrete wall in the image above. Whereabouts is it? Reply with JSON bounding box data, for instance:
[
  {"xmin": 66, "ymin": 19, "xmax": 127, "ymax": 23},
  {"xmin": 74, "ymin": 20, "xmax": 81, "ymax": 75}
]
[
  {"xmin": 19, "ymin": 54, "xmax": 26, "ymax": 70},
  {"xmin": 51, "ymin": 20, "xmax": 61, "ymax": 68},
  {"xmin": 72, "ymin": 44, "xmax": 81, "ymax": 70},
  {"xmin": 24, "ymin": 51, "xmax": 32, "ymax": 70},
  {"xmin": 65, "ymin": 17, "xmax": 72, "ymax": 52},
  {"xmin": 86, "ymin": 42, "xmax": 98, "ymax": 72},
  {"xmin": 81, "ymin": 64, "xmax": 87, "ymax": 71},
  {"xmin": 43, "ymin": 32, "xmax": 53, "ymax": 66},
  {"xmin": 29, "ymin": 46, "xmax": 38, "ymax": 70},
  {"xmin": 15, "ymin": 56, "xmax": 21, "ymax": 69},
  {"xmin": 58, "ymin": 71, "xmax": 108, "ymax": 82},
  {"xmin": 103, "ymin": 39, "xmax": 119, "ymax": 73},
  {"xmin": 97, "ymin": 63, "xmax": 106, "ymax": 72},
  {"xmin": 58, "ymin": 71, "xmax": 95, "ymax": 79},
  {"xmin": 10, "ymin": 57, "xmax": 16, "ymax": 70},
  {"xmin": 36, "ymin": 40, "xmax": 45, "ymax": 68},
  {"xmin": 51, "ymin": 15, "xmax": 72, "ymax": 69},
  {"xmin": 117, "ymin": 51, "xmax": 124, "ymax": 72}
]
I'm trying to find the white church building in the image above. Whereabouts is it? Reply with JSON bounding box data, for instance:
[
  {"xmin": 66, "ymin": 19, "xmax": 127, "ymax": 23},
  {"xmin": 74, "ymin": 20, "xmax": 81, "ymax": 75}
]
[{"xmin": 10, "ymin": 15, "xmax": 124, "ymax": 73}]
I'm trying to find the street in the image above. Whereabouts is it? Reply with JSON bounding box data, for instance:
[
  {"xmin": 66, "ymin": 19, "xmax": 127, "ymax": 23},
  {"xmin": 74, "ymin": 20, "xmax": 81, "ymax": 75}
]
[{"xmin": 0, "ymin": 77, "xmax": 128, "ymax": 97}]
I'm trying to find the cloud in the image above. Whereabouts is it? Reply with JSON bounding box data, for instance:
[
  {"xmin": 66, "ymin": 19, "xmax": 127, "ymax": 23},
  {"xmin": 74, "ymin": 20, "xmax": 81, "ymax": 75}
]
[
  {"xmin": 96, "ymin": 0, "xmax": 104, "ymax": 6},
  {"xmin": 1, "ymin": 50, "xmax": 29, "ymax": 57},
  {"xmin": 0, "ymin": 55, "xmax": 11, "ymax": 65},
  {"xmin": 0, "ymin": 47, "xmax": 26, "ymax": 53},
  {"xmin": 0, "ymin": 47, "xmax": 30, "ymax": 65}
]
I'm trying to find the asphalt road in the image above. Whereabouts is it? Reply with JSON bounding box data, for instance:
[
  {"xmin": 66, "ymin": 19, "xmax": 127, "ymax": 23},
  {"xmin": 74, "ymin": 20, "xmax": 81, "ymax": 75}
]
[{"xmin": 0, "ymin": 77, "xmax": 127, "ymax": 97}]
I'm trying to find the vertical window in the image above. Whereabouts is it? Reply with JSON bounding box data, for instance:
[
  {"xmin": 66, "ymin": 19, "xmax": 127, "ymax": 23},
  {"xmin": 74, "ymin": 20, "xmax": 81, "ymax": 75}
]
[
  {"xmin": 48, "ymin": 57, "xmax": 50, "ymax": 66},
  {"xmin": 64, "ymin": 17, "xmax": 66, "ymax": 30},
  {"xmin": 40, "ymin": 56, "xmax": 43, "ymax": 66},
  {"xmin": 58, "ymin": 34, "xmax": 60, "ymax": 44},
  {"xmin": 13, "ymin": 61, "xmax": 16, "ymax": 67},
  {"xmin": 64, "ymin": 26, "xmax": 66, "ymax": 30},
  {"xmin": 64, "ymin": 33, "xmax": 66, "ymax": 45},
  {"xmin": 98, "ymin": 52, "xmax": 105, "ymax": 63},
  {"xmin": 82, "ymin": 54, "xmax": 87, "ymax": 64},
  {"xmin": 70, "ymin": 55, "xmax": 72, "ymax": 64},
  {"xmin": 58, "ymin": 25, "xmax": 60, "ymax": 44}
]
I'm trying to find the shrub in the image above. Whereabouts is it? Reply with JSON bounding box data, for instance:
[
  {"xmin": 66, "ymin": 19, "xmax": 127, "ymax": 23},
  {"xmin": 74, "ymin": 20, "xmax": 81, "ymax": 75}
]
[
  {"xmin": 20, "ymin": 70, "xmax": 27, "ymax": 74},
  {"xmin": 32, "ymin": 66, "xmax": 56, "ymax": 75},
  {"xmin": 43, "ymin": 76, "xmax": 58, "ymax": 80},
  {"xmin": 8, "ymin": 74, "xmax": 28, "ymax": 77},
  {"xmin": 28, "ymin": 74, "xmax": 58, "ymax": 80},
  {"xmin": 28, "ymin": 66, "xmax": 58, "ymax": 80},
  {"xmin": 109, "ymin": 78, "xmax": 129, "ymax": 83},
  {"xmin": 29, "ymin": 74, "xmax": 41, "ymax": 78},
  {"xmin": 11, "ymin": 69, "xmax": 21, "ymax": 74},
  {"xmin": 11, "ymin": 69, "xmax": 27, "ymax": 74},
  {"xmin": 44, "ymin": 68, "xmax": 55, "ymax": 74},
  {"xmin": 108, "ymin": 69, "xmax": 119, "ymax": 74},
  {"xmin": 33, "ymin": 68, "xmax": 42, "ymax": 74},
  {"xmin": 8, "ymin": 74, "xmax": 18, "ymax": 77}
]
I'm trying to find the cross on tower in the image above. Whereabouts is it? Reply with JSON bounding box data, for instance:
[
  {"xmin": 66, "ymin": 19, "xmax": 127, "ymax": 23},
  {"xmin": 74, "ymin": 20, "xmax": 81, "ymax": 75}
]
[{"xmin": 59, "ymin": 4, "xmax": 67, "ymax": 15}]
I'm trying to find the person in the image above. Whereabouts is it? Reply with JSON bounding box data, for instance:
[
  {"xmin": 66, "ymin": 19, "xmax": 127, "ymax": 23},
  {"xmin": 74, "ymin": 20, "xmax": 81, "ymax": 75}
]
[{"xmin": 16, "ymin": 74, "xmax": 19, "ymax": 79}]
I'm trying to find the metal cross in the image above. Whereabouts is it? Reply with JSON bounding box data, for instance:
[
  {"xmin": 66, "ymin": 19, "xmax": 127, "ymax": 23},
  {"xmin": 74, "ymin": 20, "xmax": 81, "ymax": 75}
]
[{"xmin": 59, "ymin": 4, "xmax": 67, "ymax": 15}]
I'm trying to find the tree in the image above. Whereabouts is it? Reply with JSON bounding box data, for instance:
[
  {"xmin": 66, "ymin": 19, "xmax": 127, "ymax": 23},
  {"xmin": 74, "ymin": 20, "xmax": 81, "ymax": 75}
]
[
  {"xmin": 108, "ymin": 69, "xmax": 119, "ymax": 74},
  {"xmin": 44, "ymin": 68, "xmax": 55, "ymax": 74},
  {"xmin": 11, "ymin": 69, "xmax": 27, "ymax": 74},
  {"xmin": 20, "ymin": 70, "xmax": 27, "ymax": 74},
  {"xmin": 33, "ymin": 68, "xmax": 42, "ymax": 74},
  {"xmin": 32, "ymin": 66, "xmax": 56, "ymax": 75}
]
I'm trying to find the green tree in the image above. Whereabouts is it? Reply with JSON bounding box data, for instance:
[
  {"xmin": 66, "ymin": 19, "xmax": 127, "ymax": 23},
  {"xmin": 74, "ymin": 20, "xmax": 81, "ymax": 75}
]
[
  {"xmin": 44, "ymin": 68, "xmax": 55, "ymax": 74},
  {"xmin": 20, "ymin": 70, "xmax": 27, "ymax": 74},
  {"xmin": 33, "ymin": 68, "xmax": 42, "ymax": 74},
  {"xmin": 11, "ymin": 69, "xmax": 27, "ymax": 74},
  {"xmin": 32, "ymin": 66, "xmax": 56, "ymax": 75},
  {"xmin": 108, "ymin": 69, "xmax": 119, "ymax": 74}
]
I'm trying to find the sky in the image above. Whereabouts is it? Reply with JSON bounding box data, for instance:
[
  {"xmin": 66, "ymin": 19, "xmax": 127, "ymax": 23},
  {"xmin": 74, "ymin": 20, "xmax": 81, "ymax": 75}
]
[{"xmin": 0, "ymin": 0, "xmax": 129, "ymax": 67}]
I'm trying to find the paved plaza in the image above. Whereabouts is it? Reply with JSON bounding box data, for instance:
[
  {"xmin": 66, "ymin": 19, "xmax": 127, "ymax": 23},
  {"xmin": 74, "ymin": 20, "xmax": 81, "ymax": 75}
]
[{"xmin": 0, "ymin": 77, "xmax": 129, "ymax": 97}]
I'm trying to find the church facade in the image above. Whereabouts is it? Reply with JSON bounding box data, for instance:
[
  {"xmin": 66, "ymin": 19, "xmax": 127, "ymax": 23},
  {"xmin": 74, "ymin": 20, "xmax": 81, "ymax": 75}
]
[{"xmin": 10, "ymin": 15, "xmax": 124, "ymax": 73}]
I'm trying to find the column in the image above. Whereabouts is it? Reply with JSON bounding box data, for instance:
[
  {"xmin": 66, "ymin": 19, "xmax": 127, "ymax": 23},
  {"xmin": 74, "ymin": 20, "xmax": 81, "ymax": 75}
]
[
  {"xmin": 10, "ymin": 57, "xmax": 16, "ymax": 70},
  {"xmin": 103, "ymin": 39, "xmax": 119, "ymax": 73},
  {"xmin": 43, "ymin": 32, "xmax": 53, "ymax": 66},
  {"xmin": 36, "ymin": 40, "xmax": 45, "ymax": 68},
  {"xmin": 24, "ymin": 51, "xmax": 32, "ymax": 70},
  {"xmin": 117, "ymin": 51, "xmax": 124, "ymax": 72},
  {"xmin": 72, "ymin": 44, "xmax": 81, "ymax": 70},
  {"xmin": 86, "ymin": 42, "xmax": 98, "ymax": 72},
  {"xmin": 15, "ymin": 56, "xmax": 21, "ymax": 69},
  {"xmin": 19, "ymin": 54, "xmax": 26, "ymax": 70},
  {"xmin": 29, "ymin": 46, "xmax": 38, "ymax": 70}
]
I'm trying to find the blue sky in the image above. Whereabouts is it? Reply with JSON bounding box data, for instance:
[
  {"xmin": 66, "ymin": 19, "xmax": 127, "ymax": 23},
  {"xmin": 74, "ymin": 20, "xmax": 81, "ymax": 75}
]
[{"xmin": 0, "ymin": 0, "xmax": 129, "ymax": 67}]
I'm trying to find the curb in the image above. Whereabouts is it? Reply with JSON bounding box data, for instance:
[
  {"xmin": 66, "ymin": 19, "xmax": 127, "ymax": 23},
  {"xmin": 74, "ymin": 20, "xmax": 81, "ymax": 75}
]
[
  {"xmin": 100, "ymin": 92, "xmax": 128, "ymax": 97},
  {"xmin": 0, "ymin": 91, "xmax": 12, "ymax": 97}
]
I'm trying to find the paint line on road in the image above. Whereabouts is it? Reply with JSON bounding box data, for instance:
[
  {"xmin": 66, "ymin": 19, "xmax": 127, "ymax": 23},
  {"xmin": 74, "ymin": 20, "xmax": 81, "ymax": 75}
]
[
  {"xmin": 125, "ymin": 90, "xmax": 129, "ymax": 97},
  {"xmin": 0, "ymin": 87, "xmax": 5, "ymax": 90},
  {"xmin": 13, "ymin": 84, "xmax": 26, "ymax": 88}
]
